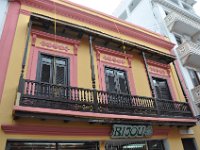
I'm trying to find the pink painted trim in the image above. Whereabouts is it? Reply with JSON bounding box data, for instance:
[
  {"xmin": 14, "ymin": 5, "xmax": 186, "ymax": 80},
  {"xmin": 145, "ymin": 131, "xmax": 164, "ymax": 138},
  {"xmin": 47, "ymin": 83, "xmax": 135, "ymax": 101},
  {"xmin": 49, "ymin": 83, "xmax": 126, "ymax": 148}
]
[
  {"xmin": 95, "ymin": 45, "xmax": 133, "ymax": 59},
  {"xmin": 1, "ymin": 124, "xmax": 169, "ymax": 136},
  {"xmin": 1, "ymin": 124, "xmax": 110, "ymax": 136},
  {"xmin": 27, "ymin": 32, "xmax": 79, "ymax": 87},
  {"xmin": 0, "ymin": 2, "xmax": 20, "ymax": 101},
  {"xmin": 95, "ymin": 46, "xmax": 136, "ymax": 94},
  {"xmin": 147, "ymin": 59, "xmax": 170, "ymax": 69},
  {"xmin": 13, "ymin": 106, "xmax": 197, "ymax": 123},
  {"xmin": 150, "ymin": 73, "xmax": 177, "ymax": 101},
  {"xmin": 170, "ymin": 50, "xmax": 195, "ymax": 116},
  {"xmin": 20, "ymin": 9, "xmax": 31, "ymax": 16},
  {"xmin": 19, "ymin": 0, "xmax": 174, "ymax": 50},
  {"xmin": 31, "ymin": 29, "xmax": 80, "ymax": 45},
  {"xmin": 62, "ymin": 0, "xmax": 165, "ymax": 38},
  {"xmin": 27, "ymin": 47, "xmax": 78, "ymax": 87}
]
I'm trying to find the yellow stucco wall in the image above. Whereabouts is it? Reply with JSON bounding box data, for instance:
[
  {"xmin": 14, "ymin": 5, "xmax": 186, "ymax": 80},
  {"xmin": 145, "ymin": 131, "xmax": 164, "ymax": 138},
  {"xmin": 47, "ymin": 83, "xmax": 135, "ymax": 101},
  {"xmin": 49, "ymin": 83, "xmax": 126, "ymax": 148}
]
[{"xmin": 0, "ymin": 1, "xmax": 199, "ymax": 150}]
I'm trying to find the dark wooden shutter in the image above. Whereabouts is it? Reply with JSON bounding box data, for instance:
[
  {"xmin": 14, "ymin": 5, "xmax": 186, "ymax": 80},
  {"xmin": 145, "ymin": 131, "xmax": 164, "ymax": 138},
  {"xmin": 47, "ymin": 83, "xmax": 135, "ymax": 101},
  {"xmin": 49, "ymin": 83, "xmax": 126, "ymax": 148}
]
[
  {"xmin": 55, "ymin": 59, "xmax": 67, "ymax": 85},
  {"xmin": 40, "ymin": 56, "xmax": 52, "ymax": 83},
  {"xmin": 153, "ymin": 77, "xmax": 172, "ymax": 100}
]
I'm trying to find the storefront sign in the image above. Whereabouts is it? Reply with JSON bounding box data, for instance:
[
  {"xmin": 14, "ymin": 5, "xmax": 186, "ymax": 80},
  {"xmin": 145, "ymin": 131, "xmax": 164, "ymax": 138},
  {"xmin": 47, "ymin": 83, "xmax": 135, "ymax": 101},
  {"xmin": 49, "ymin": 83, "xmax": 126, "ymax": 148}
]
[{"xmin": 111, "ymin": 124, "xmax": 153, "ymax": 138}]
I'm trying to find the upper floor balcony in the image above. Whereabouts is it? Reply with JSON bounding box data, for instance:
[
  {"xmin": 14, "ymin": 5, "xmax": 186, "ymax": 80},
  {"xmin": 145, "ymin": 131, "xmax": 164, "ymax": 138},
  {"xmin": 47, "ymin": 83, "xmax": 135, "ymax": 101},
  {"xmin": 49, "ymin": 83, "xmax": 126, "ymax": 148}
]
[
  {"xmin": 176, "ymin": 41, "xmax": 200, "ymax": 70},
  {"xmin": 165, "ymin": 12, "xmax": 200, "ymax": 38},
  {"xmin": 14, "ymin": 79, "xmax": 194, "ymax": 125},
  {"xmin": 191, "ymin": 85, "xmax": 200, "ymax": 114}
]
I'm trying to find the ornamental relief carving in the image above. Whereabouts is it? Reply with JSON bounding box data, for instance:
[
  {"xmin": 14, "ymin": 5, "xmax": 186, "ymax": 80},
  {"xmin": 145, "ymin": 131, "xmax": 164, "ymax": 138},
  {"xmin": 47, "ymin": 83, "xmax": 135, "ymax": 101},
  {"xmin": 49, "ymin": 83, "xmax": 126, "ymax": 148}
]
[
  {"xmin": 34, "ymin": 38, "xmax": 74, "ymax": 54},
  {"xmin": 148, "ymin": 65, "xmax": 169, "ymax": 77},
  {"xmin": 100, "ymin": 54, "xmax": 128, "ymax": 67}
]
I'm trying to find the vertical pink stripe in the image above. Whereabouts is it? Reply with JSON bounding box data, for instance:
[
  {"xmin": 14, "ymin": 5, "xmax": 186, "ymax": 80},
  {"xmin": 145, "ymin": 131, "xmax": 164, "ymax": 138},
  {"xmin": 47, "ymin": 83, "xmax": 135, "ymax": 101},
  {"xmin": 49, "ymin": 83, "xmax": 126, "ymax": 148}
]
[{"xmin": 0, "ymin": 2, "xmax": 20, "ymax": 101}]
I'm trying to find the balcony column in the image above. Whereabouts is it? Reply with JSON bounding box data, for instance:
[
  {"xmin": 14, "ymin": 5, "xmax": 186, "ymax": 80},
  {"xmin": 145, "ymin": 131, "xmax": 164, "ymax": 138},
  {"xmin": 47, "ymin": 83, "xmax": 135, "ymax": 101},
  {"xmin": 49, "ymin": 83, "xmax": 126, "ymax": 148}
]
[
  {"xmin": 142, "ymin": 52, "xmax": 155, "ymax": 97},
  {"xmin": 18, "ymin": 21, "xmax": 32, "ymax": 93},
  {"xmin": 89, "ymin": 35, "xmax": 98, "ymax": 112}
]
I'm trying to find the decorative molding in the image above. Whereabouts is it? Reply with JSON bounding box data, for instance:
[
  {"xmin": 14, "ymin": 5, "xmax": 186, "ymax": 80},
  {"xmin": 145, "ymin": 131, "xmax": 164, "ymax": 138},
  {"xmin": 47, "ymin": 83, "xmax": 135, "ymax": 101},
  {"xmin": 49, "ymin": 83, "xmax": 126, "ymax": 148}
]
[
  {"xmin": 147, "ymin": 60, "xmax": 170, "ymax": 69},
  {"xmin": 20, "ymin": 9, "xmax": 31, "ymax": 16},
  {"xmin": 148, "ymin": 66, "xmax": 169, "ymax": 77},
  {"xmin": 102, "ymin": 55, "xmax": 126, "ymax": 65},
  {"xmin": 40, "ymin": 40, "xmax": 70, "ymax": 52},
  {"xmin": 31, "ymin": 29, "xmax": 80, "ymax": 45},
  {"xmin": 19, "ymin": 0, "xmax": 174, "ymax": 50},
  {"xmin": 95, "ymin": 45, "xmax": 132, "ymax": 59}
]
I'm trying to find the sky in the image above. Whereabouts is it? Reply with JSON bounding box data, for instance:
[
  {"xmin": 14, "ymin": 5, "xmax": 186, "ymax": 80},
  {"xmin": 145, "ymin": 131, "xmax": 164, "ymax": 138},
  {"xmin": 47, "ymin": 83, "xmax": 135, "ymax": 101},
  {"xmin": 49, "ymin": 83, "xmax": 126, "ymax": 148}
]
[{"xmin": 67, "ymin": 0, "xmax": 200, "ymax": 16}]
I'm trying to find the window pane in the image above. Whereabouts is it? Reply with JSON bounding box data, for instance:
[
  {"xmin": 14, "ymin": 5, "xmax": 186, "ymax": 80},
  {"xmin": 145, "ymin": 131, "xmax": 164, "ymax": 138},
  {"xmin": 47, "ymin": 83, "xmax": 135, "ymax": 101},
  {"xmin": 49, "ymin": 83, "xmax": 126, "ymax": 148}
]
[
  {"xmin": 42, "ymin": 57, "xmax": 52, "ymax": 63},
  {"xmin": 41, "ymin": 64, "xmax": 51, "ymax": 83},
  {"xmin": 56, "ymin": 66, "xmax": 65, "ymax": 84},
  {"xmin": 7, "ymin": 142, "xmax": 56, "ymax": 150},
  {"xmin": 56, "ymin": 59, "xmax": 66, "ymax": 65}
]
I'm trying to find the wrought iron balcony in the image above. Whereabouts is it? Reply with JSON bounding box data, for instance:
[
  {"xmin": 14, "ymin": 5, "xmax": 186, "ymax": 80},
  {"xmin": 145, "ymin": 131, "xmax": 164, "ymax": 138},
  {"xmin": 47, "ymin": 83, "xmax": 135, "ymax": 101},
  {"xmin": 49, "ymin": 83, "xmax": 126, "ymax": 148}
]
[
  {"xmin": 176, "ymin": 41, "xmax": 200, "ymax": 70},
  {"xmin": 16, "ymin": 79, "xmax": 193, "ymax": 119},
  {"xmin": 165, "ymin": 12, "xmax": 200, "ymax": 37}
]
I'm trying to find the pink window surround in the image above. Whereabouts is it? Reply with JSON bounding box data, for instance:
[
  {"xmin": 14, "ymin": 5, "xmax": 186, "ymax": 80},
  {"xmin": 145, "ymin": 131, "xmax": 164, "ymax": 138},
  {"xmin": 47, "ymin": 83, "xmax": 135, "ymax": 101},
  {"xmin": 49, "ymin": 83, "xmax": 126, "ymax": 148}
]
[
  {"xmin": 0, "ymin": 2, "xmax": 20, "ymax": 102},
  {"xmin": 147, "ymin": 60, "xmax": 177, "ymax": 101},
  {"xmin": 27, "ymin": 30, "xmax": 80, "ymax": 87},
  {"xmin": 95, "ymin": 45, "xmax": 136, "ymax": 95}
]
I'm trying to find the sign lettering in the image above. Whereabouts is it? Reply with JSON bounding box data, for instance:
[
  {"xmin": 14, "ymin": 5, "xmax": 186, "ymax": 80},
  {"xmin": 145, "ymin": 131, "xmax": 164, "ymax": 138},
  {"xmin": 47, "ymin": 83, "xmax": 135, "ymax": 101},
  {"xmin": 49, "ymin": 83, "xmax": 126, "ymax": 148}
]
[{"xmin": 112, "ymin": 125, "xmax": 153, "ymax": 138}]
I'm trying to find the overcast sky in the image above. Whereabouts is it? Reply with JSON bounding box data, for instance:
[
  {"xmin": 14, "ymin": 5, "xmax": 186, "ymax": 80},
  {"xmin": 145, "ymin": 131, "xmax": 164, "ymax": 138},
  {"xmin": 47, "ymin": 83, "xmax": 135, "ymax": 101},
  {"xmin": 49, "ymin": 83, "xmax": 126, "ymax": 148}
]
[{"xmin": 68, "ymin": 0, "xmax": 200, "ymax": 16}]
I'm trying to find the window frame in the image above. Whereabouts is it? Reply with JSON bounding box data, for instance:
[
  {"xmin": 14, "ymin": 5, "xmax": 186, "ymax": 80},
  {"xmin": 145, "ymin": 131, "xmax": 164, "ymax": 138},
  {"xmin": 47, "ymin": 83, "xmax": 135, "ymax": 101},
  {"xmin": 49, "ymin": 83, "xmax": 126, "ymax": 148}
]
[
  {"xmin": 36, "ymin": 52, "xmax": 70, "ymax": 86},
  {"xmin": 104, "ymin": 66, "xmax": 130, "ymax": 94},
  {"xmin": 152, "ymin": 76, "xmax": 173, "ymax": 100}
]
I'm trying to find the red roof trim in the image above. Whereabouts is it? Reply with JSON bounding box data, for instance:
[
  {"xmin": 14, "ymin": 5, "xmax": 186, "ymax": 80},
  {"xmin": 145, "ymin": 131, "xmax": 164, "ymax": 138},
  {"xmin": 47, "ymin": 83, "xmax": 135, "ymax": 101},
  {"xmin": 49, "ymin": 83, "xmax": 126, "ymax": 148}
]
[{"xmin": 19, "ymin": 0, "xmax": 175, "ymax": 50}]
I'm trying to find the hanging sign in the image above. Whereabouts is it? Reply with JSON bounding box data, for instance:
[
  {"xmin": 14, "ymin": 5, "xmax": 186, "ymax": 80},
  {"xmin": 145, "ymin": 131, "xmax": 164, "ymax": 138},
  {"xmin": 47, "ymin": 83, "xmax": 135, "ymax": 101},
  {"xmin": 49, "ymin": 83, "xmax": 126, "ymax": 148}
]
[{"xmin": 111, "ymin": 124, "xmax": 153, "ymax": 138}]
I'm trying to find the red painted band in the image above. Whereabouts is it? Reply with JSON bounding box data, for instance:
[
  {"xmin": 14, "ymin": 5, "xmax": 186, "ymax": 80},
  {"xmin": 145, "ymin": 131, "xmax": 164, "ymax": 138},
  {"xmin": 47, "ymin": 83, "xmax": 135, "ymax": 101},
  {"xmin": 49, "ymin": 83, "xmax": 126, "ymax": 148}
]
[
  {"xmin": 0, "ymin": 2, "xmax": 20, "ymax": 102},
  {"xmin": 14, "ymin": 106, "xmax": 197, "ymax": 123}
]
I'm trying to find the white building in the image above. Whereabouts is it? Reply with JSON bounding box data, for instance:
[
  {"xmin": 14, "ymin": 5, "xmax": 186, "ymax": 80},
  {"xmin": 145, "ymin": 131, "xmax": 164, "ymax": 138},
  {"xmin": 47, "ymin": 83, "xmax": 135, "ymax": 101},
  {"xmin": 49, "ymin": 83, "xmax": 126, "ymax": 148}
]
[
  {"xmin": 0, "ymin": 0, "xmax": 9, "ymax": 39},
  {"xmin": 113, "ymin": 0, "xmax": 200, "ymax": 118}
]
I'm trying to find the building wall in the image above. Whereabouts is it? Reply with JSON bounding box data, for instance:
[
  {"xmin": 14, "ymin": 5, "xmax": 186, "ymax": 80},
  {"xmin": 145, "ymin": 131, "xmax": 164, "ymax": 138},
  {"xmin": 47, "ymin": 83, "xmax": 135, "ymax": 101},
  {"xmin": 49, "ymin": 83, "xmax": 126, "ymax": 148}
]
[
  {"xmin": 0, "ymin": 0, "xmax": 8, "ymax": 39},
  {"xmin": 0, "ymin": 0, "xmax": 196, "ymax": 150}
]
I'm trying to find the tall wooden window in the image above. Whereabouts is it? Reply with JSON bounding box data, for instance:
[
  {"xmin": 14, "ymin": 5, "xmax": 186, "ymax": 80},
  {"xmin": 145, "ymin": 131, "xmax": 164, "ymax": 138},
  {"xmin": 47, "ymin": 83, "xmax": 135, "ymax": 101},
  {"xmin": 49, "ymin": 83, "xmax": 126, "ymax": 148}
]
[
  {"xmin": 152, "ymin": 77, "xmax": 172, "ymax": 100},
  {"xmin": 38, "ymin": 54, "xmax": 69, "ymax": 85},
  {"xmin": 105, "ymin": 67, "xmax": 129, "ymax": 94}
]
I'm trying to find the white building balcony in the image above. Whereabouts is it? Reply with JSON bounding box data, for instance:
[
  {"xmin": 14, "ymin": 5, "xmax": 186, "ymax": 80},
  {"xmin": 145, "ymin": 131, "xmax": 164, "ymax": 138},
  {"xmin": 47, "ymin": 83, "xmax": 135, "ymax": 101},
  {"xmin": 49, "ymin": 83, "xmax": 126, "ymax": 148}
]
[
  {"xmin": 176, "ymin": 41, "xmax": 200, "ymax": 70},
  {"xmin": 191, "ymin": 85, "xmax": 200, "ymax": 115},
  {"xmin": 165, "ymin": 12, "xmax": 200, "ymax": 38}
]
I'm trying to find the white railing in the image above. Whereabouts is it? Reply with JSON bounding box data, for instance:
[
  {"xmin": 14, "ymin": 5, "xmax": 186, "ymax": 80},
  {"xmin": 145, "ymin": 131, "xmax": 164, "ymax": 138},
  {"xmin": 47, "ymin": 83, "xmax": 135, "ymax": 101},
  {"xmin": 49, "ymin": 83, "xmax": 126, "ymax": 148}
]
[
  {"xmin": 192, "ymin": 85, "xmax": 200, "ymax": 104},
  {"xmin": 176, "ymin": 41, "xmax": 200, "ymax": 59},
  {"xmin": 165, "ymin": 12, "xmax": 200, "ymax": 31}
]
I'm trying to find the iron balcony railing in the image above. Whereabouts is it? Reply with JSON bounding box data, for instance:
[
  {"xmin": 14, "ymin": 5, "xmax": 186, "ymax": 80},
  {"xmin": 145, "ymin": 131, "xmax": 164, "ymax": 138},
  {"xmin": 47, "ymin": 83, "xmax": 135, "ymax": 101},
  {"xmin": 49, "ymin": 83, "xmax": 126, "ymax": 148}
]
[{"xmin": 17, "ymin": 79, "xmax": 193, "ymax": 118}]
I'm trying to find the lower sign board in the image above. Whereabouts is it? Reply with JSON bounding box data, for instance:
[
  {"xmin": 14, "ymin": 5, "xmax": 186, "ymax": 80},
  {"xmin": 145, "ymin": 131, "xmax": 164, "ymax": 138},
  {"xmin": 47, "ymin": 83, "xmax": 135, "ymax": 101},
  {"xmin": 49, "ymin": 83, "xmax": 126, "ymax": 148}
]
[{"xmin": 111, "ymin": 124, "xmax": 153, "ymax": 138}]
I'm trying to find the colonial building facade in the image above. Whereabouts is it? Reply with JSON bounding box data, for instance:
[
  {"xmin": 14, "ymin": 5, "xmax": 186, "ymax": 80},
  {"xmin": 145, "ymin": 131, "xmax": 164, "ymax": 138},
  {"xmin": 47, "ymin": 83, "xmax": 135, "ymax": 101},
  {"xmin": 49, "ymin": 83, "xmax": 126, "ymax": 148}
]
[
  {"xmin": 0, "ymin": 0, "xmax": 198, "ymax": 149},
  {"xmin": 114, "ymin": 0, "xmax": 200, "ymax": 149}
]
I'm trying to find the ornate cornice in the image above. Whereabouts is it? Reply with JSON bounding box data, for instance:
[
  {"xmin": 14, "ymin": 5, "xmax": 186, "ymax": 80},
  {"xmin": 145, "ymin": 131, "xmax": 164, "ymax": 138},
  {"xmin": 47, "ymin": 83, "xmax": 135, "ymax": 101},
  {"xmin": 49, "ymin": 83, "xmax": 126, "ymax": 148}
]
[
  {"xmin": 18, "ymin": 0, "xmax": 174, "ymax": 50},
  {"xmin": 153, "ymin": 0, "xmax": 200, "ymax": 24}
]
